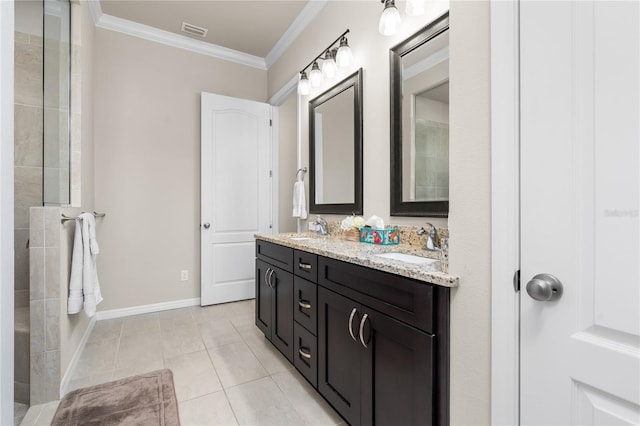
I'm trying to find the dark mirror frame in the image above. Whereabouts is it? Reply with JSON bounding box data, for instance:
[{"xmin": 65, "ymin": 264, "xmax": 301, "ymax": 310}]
[
  {"xmin": 309, "ymin": 68, "xmax": 364, "ymax": 215},
  {"xmin": 390, "ymin": 12, "xmax": 449, "ymax": 217}
]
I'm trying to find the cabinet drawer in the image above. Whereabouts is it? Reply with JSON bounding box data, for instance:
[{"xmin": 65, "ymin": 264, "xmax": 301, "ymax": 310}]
[
  {"xmin": 318, "ymin": 256, "xmax": 435, "ymax": 333},
  {"xmin": 294, "ymin": 250, "xmax": 317, "ymax": 282},
  {"xmin": 294, "ymin": 322, "xmax": 318, "ymax": 389},
  {"xmin": 256, "ymin": 240, "xmax": 293, "ymax": 272},
  {"xmin": 294, "ymin": 277, "xmax": 317, "ymax": 335}
]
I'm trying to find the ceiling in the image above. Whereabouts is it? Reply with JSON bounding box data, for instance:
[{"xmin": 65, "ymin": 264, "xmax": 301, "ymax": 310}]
[{"xmin": 99, "ymin": 0, "xmax": 309, "ymax": 58}]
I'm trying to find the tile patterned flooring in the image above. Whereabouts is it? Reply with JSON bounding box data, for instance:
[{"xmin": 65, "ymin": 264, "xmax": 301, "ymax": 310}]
[{"xmin": 20, "ymin": 300, "xmax": 344, "ymax": 426}]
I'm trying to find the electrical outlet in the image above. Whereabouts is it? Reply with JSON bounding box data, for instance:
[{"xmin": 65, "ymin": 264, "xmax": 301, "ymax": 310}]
[{"xmin": 180, "ymin": 270, "xmax": 189, "ymax": 281}]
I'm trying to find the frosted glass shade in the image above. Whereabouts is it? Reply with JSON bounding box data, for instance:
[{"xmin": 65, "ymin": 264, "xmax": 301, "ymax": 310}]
[{"xmin": 379, "ymin": 2, "xmax": 401, "ymax": 36}]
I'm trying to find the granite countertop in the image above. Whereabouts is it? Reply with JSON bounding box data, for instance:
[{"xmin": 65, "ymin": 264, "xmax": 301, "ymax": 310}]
[{"xmin": 255, "ymin": 232, "xmax": 459, "ymax": 288}]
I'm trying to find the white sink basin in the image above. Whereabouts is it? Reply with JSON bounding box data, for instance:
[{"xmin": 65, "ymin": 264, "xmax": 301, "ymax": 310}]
[
  {"xmin": 288, "ymin": 237, "xmax": 312, "ymax": 241},
  {"xmin": 375, "ymin": 252, "xmax": 439, "ymax": 265}
]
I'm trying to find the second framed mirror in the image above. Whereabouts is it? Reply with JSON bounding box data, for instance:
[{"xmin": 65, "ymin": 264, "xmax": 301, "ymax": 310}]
[
  {"xmin": 390, "ymin": 12, "xmax": 449, "ymax": 217},
  {"xmin": 309, "ymin": 68, "xmax": 363, "ymax": 215}
]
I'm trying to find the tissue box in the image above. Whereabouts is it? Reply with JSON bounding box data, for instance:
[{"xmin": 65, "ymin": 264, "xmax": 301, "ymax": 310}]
[{"xmin": 359, "ymin": 227, "xmax": 399, "ymax": 245}]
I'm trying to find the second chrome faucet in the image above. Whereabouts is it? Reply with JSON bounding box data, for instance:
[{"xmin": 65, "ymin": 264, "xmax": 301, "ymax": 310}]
[{"xmin": 417, "ymin": 223, "xmax": 441, "ymax": 252}]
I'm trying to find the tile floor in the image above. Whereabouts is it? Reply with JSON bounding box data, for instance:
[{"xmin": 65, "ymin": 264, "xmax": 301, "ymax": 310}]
[{"xmin": 20, "ymin": 299, "xmax": 344, "ymax": 426}]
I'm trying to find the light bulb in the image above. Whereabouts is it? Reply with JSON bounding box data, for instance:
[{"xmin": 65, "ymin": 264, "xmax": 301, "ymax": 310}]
[
  {"xmin": 406, "ymin": 0, "xmax": 425, "ymax": 16},
  {"xmin": 379, "ymin": 0, "xmax": 401, "ymax": 36},
  {"xmin": 322, "ymin": 50, "xmax": 337, "ymax": 79},
  {"xmin": 309, "ymin": 62, "xmax": 323, "ymax": 87},
  {"xmin": 298, "ymin": 72, "xmax": 310, "ymax": 95},
  {"xmin": 336, "ymin": 37, "xmax": 353, "ymax": 68}
]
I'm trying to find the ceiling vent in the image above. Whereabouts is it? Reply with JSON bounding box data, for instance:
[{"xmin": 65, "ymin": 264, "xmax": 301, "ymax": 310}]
[{"xmin": 181, "ymin": 22, "xmax": 208, "ymax": 38}]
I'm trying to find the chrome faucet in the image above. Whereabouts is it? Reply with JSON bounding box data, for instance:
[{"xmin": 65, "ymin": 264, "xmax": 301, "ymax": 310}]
[
  {"xmin": 417, "ymin": 223, "xmax": 441, "ymax": 252},
  {"xmin": 315, "ymin": 216, "xmax": 329, "ymax": 235}
]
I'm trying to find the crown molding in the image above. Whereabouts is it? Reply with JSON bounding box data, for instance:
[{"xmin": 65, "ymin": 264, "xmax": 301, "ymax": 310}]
[
  {"xmin": 89, "ymin": 1, "xmax": 267, "ymax": 70},
  {"xmin": 87, "ymin": 0, "xmax": 102, "ymax": 26},
  {"xmin": 269, "ymin": 73, "xmax": 298, "ymax": 106},
  {"xmin": 265, "ymin": 0, "xmax": 328, "ymax": 69}
]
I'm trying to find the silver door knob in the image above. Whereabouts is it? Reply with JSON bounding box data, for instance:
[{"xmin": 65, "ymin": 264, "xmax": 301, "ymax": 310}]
[
  {"xmin": 526, "ymin": 273, "xmax": 563, "ymax": 301},
  {"xmin": 203, "ymin": 223, "xmax": 210, "ymax": 229}
]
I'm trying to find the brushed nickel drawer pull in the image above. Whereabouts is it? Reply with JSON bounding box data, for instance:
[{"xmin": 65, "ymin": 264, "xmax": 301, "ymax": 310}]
[
  {"xmin": 264, "ymin": 269, "xmax": 272, "ymax": 288},
  {"xmin": 359, "ymin": 313, "xmax": 369, "ymax": 348},
  {"xmin": 348, "ymin": 308, "xmax": 358, "ymax": 342},
  {"xmin": 298, "ymin": 300, "xmax": 312, "ymax": 309},
  {"xmin": 298, "ymin": 263, "xmax": 312, "ymax": 270},
  {"xmin": 267, "ymin": 269, "xmax": 275, "ymax": 288},
  {"xmin": 298, "ymin": 347, "xmax": 312, "ymax": 359}
]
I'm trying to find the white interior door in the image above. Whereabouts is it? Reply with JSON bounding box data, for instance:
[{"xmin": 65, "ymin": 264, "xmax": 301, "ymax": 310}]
[
  {"xmin": 201, "ymin": 92, "xmax": 272, "ymax": 306},
  {"xmin": 520, "ymin": 1, "xmax": 639, "ymax": 424}
]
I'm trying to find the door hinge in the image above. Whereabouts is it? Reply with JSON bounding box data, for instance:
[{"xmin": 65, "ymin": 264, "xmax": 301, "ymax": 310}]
[
  {"xmin": 513, "ymin": 269, "xmax": 521, "ymax": 292},
  {"xmin": 269, "ymin": 170, "xmax": 273, "ymax": 177},
  {"xmin": 269, "ymin": 119, "xmax": 273, "ymax": 127},
  {"xmin": 269, "ymin": 224, "xmax": 273, "ymax": 229}
]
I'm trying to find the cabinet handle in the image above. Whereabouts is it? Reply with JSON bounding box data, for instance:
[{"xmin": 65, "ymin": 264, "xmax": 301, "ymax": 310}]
[
  {"xmin": 348, "ymin": 308, "xmax": 358, "ymax": 342},
  {"xmin": 359, "ymin": 313, "xmax": 369, "ymax": 348},
  {"xmin": 268, "ymin": 269, "xmax": 276, "ymax": 288},
  {"xmin": 298, "ymin": 262, "xmax": 312, "ymax": 270},
  {"xmin": 264, "ymin": 269, "xmax": 272, "ymax": 288},
  {"xmin": 298, "ymin": 300, "xmax": 312, "ymax": 309},
  {"xmin": 298, "ymin": 347, "xmax": 312, "ymax": 359}
]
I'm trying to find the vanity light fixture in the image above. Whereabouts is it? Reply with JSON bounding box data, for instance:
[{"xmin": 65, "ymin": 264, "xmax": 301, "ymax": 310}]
[
  {"xmin": 336, "ymin": 36, "xmax": 353, "ymax": 67},
  {"xmin": 309, "ymin": 62, "xmax": 323, "ymax": 87},
  {"xmin": 297, "ymin": 29, "xmax": 352, "ymax": 95},
  {"xmin": 322, "ymin": 49, "xmax": 338, "ymax": 79},
  {"xmin": 298, "ymin": 71, "xmax": 311, "ymax": 95},
  {"xmin": 379, "ymin": 0, "xmax": 401, "ymax": 36}
]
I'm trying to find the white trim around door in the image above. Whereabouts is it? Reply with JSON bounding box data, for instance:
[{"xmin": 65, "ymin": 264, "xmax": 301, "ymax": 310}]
[{"xmin": 490, "ymin": 0, "xmax": 520, "ymax": 425}]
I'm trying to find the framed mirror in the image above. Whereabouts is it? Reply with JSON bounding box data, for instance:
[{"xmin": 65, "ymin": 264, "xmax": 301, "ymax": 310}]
[
  {"xmin": 309, "ymin": 68, "xmax": 363, "ymax": 215},
  {"xmin": 390, "ymin": 12, "xmax": 449, "ymax": 217}
]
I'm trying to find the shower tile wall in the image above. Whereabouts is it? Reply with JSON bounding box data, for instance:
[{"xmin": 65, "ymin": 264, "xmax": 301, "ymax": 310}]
[
  {"xmin": 15, "ymin": 30, "xmax": 44, "ymax": 406},
  {"xmin": 30, "ymin": 207, "xmax": 62, "ymax": 405}
]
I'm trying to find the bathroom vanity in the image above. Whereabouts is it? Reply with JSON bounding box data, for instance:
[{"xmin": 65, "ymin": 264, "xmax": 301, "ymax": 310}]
[{"xmin": 254, "ymin": 234, "xmax": 458, "ymax": 426}]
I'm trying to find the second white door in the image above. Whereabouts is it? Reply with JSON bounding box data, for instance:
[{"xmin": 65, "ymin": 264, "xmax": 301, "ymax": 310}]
[
  {"xmin": 201, "ymin": 92, "xmax": 272, "ymax": 306},
  {"xmin": 520, "ymin": 1, "xmax": 639, "ymax": 424}
]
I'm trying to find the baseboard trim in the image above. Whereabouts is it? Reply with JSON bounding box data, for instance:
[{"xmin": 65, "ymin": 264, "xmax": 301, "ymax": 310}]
[
  {"xmin": 59, "ymin": 316, "xmax": 97, "ymax": 398},
  {"xmin": 95, "ymin": 298, "xmax": 201, "ymax": 321}
]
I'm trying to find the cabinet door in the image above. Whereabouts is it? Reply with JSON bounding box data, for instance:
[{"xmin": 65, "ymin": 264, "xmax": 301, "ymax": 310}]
[
  {"xmin": 318, "ymin": 287, "xmax": 363, "ymax": 426},
  {"xmin": 360, "ymin": 308, "xmax": 435, "ymax": 426},
  {"xmin": 255, "ymin": 259, "xmax": 272, "ymax": 338},
  {"xmin": 270, "ymin": 265, "xmax": 294, "ymax": 362}
]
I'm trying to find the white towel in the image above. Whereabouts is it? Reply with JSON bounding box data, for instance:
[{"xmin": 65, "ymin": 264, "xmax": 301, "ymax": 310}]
[
  {"xmin": 67, "ymin": 213, "xmax": 103, "ymax": 317},
  {"xmin": 292, "ymin": 181, "xmax": 308, "ymax": 219}
]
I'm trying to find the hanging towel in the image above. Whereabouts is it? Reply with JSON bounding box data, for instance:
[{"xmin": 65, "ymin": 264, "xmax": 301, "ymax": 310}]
[
  {"xmin": 292, "ymin": 181, "xmax": 308, "ymax": 219},
  {"xmin": 67, "ymin": 213, "xmax": 103, "ymax": 317}
]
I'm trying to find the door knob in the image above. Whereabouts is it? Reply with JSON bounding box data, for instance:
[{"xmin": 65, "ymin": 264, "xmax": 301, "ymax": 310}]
[
  {"xmin": 525, "ymin": 273, "xmax": 563, "ymax": 301},
  {"xmin": 203, "ymin": 223, "xmax": 210, "ymax": 229}
]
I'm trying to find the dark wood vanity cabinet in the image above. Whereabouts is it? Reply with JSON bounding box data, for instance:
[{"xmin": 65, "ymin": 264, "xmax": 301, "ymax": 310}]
[
  {"xmin": 256, "ymin": 239, "xmax": 449, "ymax": 426},
  {"xmin": 255, "ymin": 242, "xmax": 294, "ymax": 363},
  {"xmin": 319, "ymin": 285, "xmax": 436, "ymax": 426}
]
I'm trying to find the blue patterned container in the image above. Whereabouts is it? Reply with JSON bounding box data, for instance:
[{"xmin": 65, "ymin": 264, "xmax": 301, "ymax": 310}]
[{"xmin": 359, "ymin": 227, "xmax": 400, "ymax": 245}]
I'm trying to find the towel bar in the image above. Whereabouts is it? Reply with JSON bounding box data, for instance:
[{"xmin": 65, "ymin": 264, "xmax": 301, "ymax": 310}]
[{"xmin": 61, "ymin": 212, "xmax": 106, "ymax": 223}]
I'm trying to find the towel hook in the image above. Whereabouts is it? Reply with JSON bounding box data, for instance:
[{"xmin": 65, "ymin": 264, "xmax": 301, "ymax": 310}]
[{"xmin": 296, "ymin": 167, "xmax": 308, "ymax": 181}]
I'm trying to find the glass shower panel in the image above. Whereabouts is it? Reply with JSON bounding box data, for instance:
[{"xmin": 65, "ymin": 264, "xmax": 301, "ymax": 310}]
[{"xmin": 43, "ymin": 0, "xmax": 71, "ymax": 205}]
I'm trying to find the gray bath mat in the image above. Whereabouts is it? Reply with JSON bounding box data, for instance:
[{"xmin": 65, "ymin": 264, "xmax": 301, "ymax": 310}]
[{"xmin": 51, "ymin": 369, "xmax": 180, "ymax": 425}]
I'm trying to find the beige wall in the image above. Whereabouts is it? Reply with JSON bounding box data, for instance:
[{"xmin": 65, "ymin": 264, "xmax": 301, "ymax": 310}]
[
  {"xmin": 448, "ymin": 2, "xmax": 491, "ymax": 423},
  {"xmin": 93, "ymin": 28, "xmax": 267, "ymax": 310},
  {"xmin": 277, "ymin": 94, "xmax": 298, "ymax": 233},
  {"xmin": 60, "ymin": 0, "xmax": 95, "ymax": 378},
  {"xmin": 268, "ymin": 1, "xmax": 491, "ymax": 424}
]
